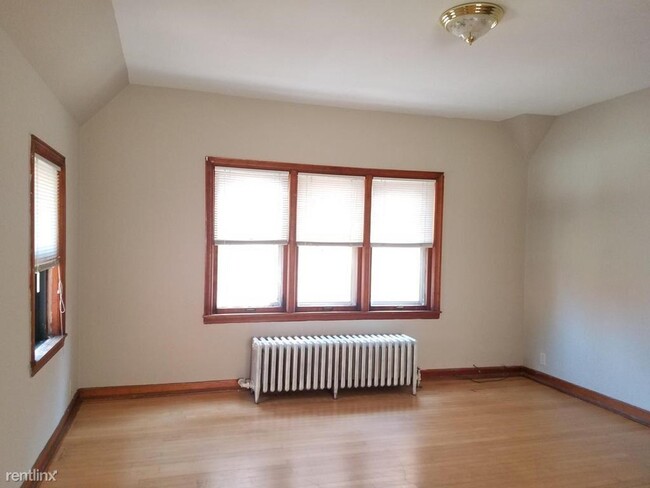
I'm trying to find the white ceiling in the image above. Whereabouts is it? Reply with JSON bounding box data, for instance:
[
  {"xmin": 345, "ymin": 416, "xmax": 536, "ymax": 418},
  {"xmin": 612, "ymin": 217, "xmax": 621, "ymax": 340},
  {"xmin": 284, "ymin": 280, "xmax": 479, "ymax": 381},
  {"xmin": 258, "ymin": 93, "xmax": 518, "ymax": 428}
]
[
  {"xmin": 0, "ymin": 0, "xmax": 127, "ymax": 123},
  {"xmin": 2, "ymin": 1, "xmax": 649, "ymax": 122},
  {"xmin": 112, "ymin": 0, "xmax": 650, "ymax": 121}
]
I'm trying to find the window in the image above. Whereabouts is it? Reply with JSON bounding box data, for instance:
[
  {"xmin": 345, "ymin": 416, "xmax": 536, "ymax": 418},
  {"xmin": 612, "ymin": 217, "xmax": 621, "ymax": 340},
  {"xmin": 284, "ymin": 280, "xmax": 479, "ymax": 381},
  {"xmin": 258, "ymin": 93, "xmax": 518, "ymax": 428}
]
[
  {"xmin": 296, "ymin": 173, "xmax": 364, "ymax": 309},
  {"xmin": 30, "ymin": 136, "xmax": 66, "ymax": 375},
  {"xmin": 205, "ymin": 157, "xmax": 444, "ymax": 323},
  {"xmin": 213, "ymin": 167, "xmax": 288, "ymax": 310},
  {"xmin": 370, "ymin": 178, "xmax": 434, "ymax": 307}
]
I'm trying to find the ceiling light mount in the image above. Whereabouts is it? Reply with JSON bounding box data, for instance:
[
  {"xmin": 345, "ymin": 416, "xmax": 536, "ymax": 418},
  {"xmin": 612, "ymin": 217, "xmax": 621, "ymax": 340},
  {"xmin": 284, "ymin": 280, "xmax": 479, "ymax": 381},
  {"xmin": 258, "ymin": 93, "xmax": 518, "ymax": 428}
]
[{"xmin": 440, "ymin": 3, "xmax": 504, "ymax": 46}]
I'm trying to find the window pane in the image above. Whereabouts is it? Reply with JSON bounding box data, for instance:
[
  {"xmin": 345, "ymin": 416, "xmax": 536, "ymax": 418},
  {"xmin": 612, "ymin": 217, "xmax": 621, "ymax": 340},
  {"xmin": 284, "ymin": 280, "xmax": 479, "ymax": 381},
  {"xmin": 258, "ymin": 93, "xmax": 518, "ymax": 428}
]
[
  {"xmin": 214, "ymin": 167, "xmax": 289, "ymax": 243},
  {"xmin": 34, "ymin": 270, "xmax": 49, "ymax": 345},
  {"xmin": 217, "ymin": 244, "xmax": 283, "ymax": 308},
  {"xmin": 371, "ymin": 247, "xmax": 426, "ymax": 306},
  {"xmin": 297, "ymin": 246, "xmax": 357, "ymax": 307},
  {"xmin": 371, "ymin": 178, "xmax": 434, "ymax": 246},
  {"xmin": 297, "ymin": 173, "xmax": 365, "ymax": 245},
  {"xmin": 34, "ymin": 155, "xmax": 60, "ymax": 268}
]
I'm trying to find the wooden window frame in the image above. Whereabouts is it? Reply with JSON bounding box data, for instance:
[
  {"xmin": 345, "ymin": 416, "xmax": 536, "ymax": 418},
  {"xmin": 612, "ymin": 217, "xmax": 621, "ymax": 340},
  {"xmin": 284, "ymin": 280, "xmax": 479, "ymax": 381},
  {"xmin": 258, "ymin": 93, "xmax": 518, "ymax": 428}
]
[
  {"xmin": 204, "ymin": 157, "xmax": 444, "ymax": 324},
  {"xmin": 30, "ymin": 135, "xmax": 66, "ymax": 375}
]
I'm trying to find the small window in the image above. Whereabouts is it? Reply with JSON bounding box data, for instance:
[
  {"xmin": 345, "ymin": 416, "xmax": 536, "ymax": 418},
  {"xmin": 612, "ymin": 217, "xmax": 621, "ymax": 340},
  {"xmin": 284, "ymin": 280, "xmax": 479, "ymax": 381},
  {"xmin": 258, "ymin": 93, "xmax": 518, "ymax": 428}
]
[
  {"xmin": 30, "ymin": 136, "xmax": 66, "ymax": 375},
  {"xmin": 204, "ymin": 157, "xmax": 444, "ymax": 323}
]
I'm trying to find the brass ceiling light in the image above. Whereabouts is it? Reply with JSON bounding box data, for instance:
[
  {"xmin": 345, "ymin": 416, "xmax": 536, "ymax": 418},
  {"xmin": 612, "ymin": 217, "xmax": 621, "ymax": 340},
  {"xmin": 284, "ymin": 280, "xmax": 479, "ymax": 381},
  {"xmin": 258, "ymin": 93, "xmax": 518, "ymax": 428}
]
[{"xmin": 440, "ymin": 3, "xmax": 504, "ymax": 45}]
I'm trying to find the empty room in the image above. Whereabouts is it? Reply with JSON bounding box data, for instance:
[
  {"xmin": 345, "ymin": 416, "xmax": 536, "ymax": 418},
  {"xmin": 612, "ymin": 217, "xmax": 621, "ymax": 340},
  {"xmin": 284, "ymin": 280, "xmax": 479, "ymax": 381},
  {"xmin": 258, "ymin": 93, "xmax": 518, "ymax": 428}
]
[{"xmin": 1, "ymin": 1, "xmax": 649, "ymax": 486}]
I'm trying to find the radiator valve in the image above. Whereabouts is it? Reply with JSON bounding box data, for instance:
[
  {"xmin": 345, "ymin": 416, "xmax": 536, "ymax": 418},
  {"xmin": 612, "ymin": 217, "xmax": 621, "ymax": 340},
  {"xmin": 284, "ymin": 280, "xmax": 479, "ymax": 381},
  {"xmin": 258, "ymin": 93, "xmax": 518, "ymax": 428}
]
[{"xmin": 238, "ymin": 378, "xmax": 252, "ymax": 390}]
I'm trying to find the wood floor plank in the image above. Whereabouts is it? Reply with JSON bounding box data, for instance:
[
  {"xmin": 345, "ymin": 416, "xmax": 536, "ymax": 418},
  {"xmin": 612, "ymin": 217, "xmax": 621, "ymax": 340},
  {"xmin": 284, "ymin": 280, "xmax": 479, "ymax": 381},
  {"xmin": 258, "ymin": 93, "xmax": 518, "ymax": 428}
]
[{"xmin": 48, "ymin": 378, "xmax": 650, "ymax": 487}]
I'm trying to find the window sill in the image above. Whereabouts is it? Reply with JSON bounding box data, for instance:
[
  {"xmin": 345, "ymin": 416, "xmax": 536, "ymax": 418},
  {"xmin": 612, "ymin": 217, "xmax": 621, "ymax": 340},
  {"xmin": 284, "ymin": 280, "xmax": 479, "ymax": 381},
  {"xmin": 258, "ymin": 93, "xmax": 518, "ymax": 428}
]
[
  {"xmin": 31, "ymin": 334, "xmax": 66, "ymax": 376},
  {"xmin": 204, "ymin": 309, "xmax": 440, "ymax": 324}
]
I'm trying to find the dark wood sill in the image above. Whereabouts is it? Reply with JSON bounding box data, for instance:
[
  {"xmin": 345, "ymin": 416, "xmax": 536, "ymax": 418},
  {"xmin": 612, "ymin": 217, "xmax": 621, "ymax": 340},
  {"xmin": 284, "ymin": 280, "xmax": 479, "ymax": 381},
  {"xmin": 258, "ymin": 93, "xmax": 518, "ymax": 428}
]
[
  {"xmin": 204, "ymin": 309, "xmax": 441, "ymax": 324},
  {"xmin": 31, "ymin": 334, "xmax": 66, "ymax": 376}
]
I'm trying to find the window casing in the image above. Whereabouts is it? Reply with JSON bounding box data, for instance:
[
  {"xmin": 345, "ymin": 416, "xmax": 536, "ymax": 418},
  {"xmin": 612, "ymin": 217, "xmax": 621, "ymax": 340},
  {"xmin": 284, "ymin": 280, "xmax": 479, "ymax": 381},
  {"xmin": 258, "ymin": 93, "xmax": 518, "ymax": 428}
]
[
  {"xmin": 30, "ymin": 135, "xmax": 66, "ymax": 375},
  {"xmin": 204, "ymin": 157, "xmax": 444, "ymax": 323}
]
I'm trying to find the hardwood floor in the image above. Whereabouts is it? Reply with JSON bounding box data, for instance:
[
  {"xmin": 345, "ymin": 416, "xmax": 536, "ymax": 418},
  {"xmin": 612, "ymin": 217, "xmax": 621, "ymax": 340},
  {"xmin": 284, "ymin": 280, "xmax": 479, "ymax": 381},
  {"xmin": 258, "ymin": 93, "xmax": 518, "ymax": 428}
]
[{"xmin": 49, "ymin": 378, "xmax": 650, "ymax": 487}]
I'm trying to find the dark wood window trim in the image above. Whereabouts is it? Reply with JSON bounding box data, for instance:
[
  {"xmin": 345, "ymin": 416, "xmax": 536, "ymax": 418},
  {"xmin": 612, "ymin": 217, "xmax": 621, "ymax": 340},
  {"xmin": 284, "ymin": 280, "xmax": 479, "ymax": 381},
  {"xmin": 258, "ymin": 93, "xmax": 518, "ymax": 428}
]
[
  {"xmin": 30, "ymin": 135, "xmax": 67, "ymax": 375},
  {"xmin": 204, "ymin": 157, "xmax": 444, "ymax": 324}
]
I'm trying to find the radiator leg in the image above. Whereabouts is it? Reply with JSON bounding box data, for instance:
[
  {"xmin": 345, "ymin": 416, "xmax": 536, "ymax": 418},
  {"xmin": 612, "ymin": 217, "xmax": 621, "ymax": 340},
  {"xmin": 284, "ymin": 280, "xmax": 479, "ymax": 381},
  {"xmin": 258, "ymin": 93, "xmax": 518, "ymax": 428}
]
[
  {"xmin": 411, "ymin": 364, "xmax": 420, "ymax": 395},
  {"xmin": 412, "ymin": 343, "xmax": 419, "ymax": 395},
  {"xmin": 412, "ymin": 367, "xmax": 420, "ymax": 395},
  {"xmin": 333, "ymin": 386, "xmax": 338, "ymax": 400},
  {"xmin": 252, "ymin": 341, "xmax": 262, "ymax": 403}
]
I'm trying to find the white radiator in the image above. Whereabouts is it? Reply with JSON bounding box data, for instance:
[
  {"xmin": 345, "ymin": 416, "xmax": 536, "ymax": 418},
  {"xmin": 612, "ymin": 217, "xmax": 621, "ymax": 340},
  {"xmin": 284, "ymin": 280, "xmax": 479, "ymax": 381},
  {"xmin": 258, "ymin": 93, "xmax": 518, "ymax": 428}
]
[{"xmin": 241, "ymin": 334, "xmax": 418, "ymax": 403}]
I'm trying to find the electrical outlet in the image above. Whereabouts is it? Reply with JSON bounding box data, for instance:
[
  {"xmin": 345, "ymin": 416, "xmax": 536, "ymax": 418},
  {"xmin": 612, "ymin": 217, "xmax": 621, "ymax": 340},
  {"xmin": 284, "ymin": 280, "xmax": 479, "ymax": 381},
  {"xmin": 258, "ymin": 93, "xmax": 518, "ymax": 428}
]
[{"xmin": 540, "ymin": 352, "xmax": 546, "ymax": 366}]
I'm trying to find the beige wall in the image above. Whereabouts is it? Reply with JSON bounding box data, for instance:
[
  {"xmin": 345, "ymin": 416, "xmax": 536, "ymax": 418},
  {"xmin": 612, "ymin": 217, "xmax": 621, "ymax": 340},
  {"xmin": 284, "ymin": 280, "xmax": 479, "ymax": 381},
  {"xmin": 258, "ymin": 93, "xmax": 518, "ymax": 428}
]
[
  {"xmin": 0, "ymin": 27, "xmax": 78, "ymax": 479},
  {"xmin": 524, "ymin": 87, "xmax": 650, "ymax": 410},
  {"xmin": 78, "ymin": 85, "xmax": 527, "ymax": 388}
]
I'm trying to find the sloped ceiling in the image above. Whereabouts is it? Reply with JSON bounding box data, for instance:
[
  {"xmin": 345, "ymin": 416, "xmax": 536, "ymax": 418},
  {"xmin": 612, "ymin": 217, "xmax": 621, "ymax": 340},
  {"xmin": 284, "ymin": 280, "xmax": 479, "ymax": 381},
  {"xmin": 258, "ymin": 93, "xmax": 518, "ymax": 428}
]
[
  {"xmin": 2, "ymin": 1, "xmax": 650, "ymax": 123},
  {"xmin": 0, "ymin": 0, "xmax": 128, "ymax": 123}
]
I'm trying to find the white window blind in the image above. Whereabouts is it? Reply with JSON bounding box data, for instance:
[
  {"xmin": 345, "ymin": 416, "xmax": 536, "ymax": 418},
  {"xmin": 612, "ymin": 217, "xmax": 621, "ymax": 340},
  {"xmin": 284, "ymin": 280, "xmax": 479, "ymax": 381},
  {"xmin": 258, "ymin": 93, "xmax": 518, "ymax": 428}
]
[
  {"xmin": 34, "ymin": 155, "xmax": 61, "ymax": 271},
  {"xmin": 297, "ymin": 173, "xmax": 365, "ymax": 245},
  {"xmin": 370, "ymin": 178, "xmax": 435, "ymax": 246},
  {"xmin": 214, "ymin": 167, "xmax": 289, "ymax": 244}
]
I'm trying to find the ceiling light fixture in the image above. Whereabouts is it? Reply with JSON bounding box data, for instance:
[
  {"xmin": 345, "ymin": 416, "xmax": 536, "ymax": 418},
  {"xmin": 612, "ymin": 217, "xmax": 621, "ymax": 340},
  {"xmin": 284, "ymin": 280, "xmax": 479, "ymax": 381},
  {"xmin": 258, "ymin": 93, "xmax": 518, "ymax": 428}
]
[{"xmin": 440, "ymin": 3, "xmax": 504, "ymax": 46}]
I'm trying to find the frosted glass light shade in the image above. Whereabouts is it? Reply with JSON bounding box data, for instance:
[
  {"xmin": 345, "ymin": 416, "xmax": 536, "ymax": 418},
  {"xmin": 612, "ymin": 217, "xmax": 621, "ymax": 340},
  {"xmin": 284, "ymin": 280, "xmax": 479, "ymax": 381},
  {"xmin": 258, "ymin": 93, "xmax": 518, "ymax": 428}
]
[{"xmin": 440, "ymin": 3, "xmax": 504, "ymax": 45}]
